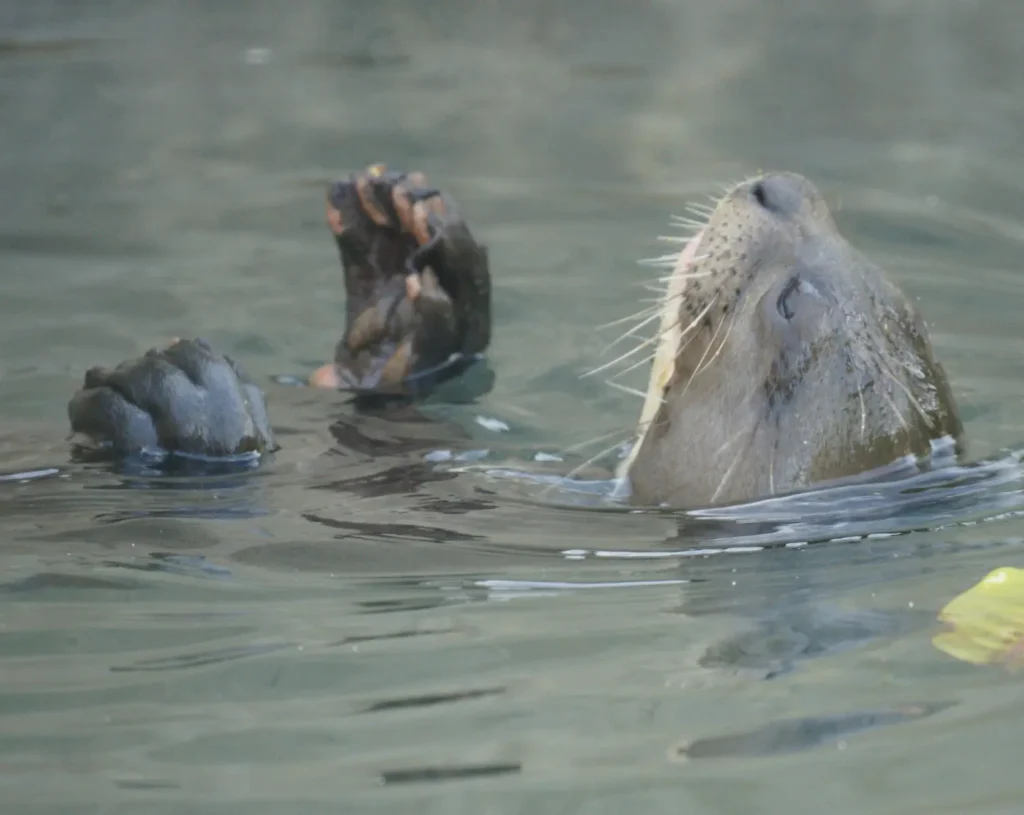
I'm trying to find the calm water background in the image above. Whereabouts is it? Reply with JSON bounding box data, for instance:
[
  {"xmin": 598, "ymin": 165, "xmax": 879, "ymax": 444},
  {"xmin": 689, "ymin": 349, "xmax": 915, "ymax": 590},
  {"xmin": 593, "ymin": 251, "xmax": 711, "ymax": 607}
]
[{"xmin": 5, "ymin": 0, "xmax": 1024, "ymax": 812}]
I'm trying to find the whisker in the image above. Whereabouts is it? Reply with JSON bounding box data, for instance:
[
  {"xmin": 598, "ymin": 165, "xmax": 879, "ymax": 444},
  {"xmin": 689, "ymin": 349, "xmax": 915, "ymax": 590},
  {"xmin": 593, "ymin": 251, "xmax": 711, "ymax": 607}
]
[
  {"xmin": 714, "ymin": 426, "xmax": 749, "ymax": 457},
  {"xmin": 604, "ymin": 379, "xmax": 648, "ymax": 399},
  {"xmin": 540, "ymin": 436, "xmax": 631, "ymax": 498},
  {"xmin": 857, "ymin": 377, "xmax": 867, "ymax": 443},
  {"xmin": 692, "ymin": 305, "xmax": 739, "ymax": 380},
  {"xmin": 560, "ymin": 425, "xmax": 635, "ymax": 455},
  {"xmin": 602, "ymin": 328, "xmax": 652, "ymax": 347},
  {"xmin": 608, "ymin": 351, "xmax": 656, "ymax": 380},
  {"xmin": 669, "ymin": 217, "xmax": 706, "ymax": 229},
  {"xmin": 601, "ymin": 278, "xmax": 720, "ymax": 393},
  {"xmin": 685, "ymin": 264, "xmax": 760, "ymax": 383},
  {"xmin": 673, "ymin": 299, "xmax": 727, "ymax": 405},
  {"xmin": 600, "ymin": 311, "xmax": 662, "ymax": 354},
  {"xmin": 710, "ymin": 442, "xmax": 746, "ymax": 504},
  {"xmin": 598, "ymin": 303, "xmax": 659, "ymax": 329},
  {"xmin": 638, "ymin": 252, "xmax": 682, "ymax": 267},
  {"xmin": 673, "ymin": 292, "xmax": 719, "ymax": 344},
  {"xmin": 878, "ymin": 358, "xmax": 931, "ymax": 423},
  {"xmin": 659, "ymin": 251, "xmax": 710, "ymax": 268},
  {"xmin": 634, "ymin": 297, "xmax": 714, "ymax": 396},
  {"xmin": 880, "ymin": 388, "xmax": 910, "ymax": 432},
  {"xmin": 648, "ymin": 284, "xmax": 704, "ymax": 304},
  {"xmin": 580, "ymin": 336, "xmax": 656, "ymax": 378}
]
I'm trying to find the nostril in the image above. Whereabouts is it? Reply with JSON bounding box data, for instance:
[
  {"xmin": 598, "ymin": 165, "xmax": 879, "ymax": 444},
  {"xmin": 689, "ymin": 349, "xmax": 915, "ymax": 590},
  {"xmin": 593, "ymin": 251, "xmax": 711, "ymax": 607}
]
[
  {"xmin": 748, "ymin": 174, "xmax": 806, "ymax": 217},
  {"xmin": 751, "ymin": 181, "xmax": 769, "ymax": 209}
]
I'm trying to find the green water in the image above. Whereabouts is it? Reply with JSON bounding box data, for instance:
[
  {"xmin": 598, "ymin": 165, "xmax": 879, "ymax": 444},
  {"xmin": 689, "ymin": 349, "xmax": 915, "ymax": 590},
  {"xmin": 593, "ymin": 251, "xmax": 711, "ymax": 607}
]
[{"xmin": 4, "ymin": 1, "xmax": 1024, "ymax": 812}]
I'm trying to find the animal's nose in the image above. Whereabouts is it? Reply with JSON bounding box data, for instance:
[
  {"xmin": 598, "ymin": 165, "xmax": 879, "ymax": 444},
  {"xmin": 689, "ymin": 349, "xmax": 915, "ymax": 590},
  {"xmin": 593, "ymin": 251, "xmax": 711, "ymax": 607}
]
[{"xmin": 747, "ymin": 173, "xmax": 808, "ymax": 218}]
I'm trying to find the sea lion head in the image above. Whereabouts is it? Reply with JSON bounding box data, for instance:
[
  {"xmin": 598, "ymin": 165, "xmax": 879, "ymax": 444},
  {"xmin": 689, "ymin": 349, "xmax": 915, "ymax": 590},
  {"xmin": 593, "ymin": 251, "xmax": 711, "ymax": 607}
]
[{"xmin": 620, "ymin": 172, "xmax": 963, "ymax": 508}]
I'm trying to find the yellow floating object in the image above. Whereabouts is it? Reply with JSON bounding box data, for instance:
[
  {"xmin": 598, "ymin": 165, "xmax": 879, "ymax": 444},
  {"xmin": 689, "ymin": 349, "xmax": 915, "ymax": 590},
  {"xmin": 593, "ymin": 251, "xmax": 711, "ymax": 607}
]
[{"xmin": 933, "ymin": 567, "xmax": 1024, "ymax": 669}]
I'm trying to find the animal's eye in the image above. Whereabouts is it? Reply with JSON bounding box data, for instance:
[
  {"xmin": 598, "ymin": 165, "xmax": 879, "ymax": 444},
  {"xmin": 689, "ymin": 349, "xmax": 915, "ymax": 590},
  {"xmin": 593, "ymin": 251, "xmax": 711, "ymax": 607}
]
[{"xmin": 776, "ymin": 276, "xmax": 802, "ymax": 321}]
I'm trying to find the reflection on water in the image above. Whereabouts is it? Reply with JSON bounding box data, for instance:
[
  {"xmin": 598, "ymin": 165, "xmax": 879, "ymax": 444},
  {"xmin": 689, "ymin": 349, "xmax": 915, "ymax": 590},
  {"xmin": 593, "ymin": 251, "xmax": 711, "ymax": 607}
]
[{"xmin": 6, "ymin": 0, "xmax": 1024, "ymax": 812}]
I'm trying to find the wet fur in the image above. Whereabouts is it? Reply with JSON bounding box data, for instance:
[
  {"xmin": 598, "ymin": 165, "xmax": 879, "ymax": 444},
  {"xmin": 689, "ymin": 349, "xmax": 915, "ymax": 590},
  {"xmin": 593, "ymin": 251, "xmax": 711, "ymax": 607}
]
[{"xmin": 607, "ymin": 172, "xmax": 962, "ymax": 509}]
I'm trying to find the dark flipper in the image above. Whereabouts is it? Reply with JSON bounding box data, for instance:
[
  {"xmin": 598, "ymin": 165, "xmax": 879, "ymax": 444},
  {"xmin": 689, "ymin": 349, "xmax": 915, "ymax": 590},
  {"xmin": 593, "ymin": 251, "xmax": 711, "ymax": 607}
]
[{"xmin": 68, "ymin": 338, "xmax": 275, "ymax": 461}]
